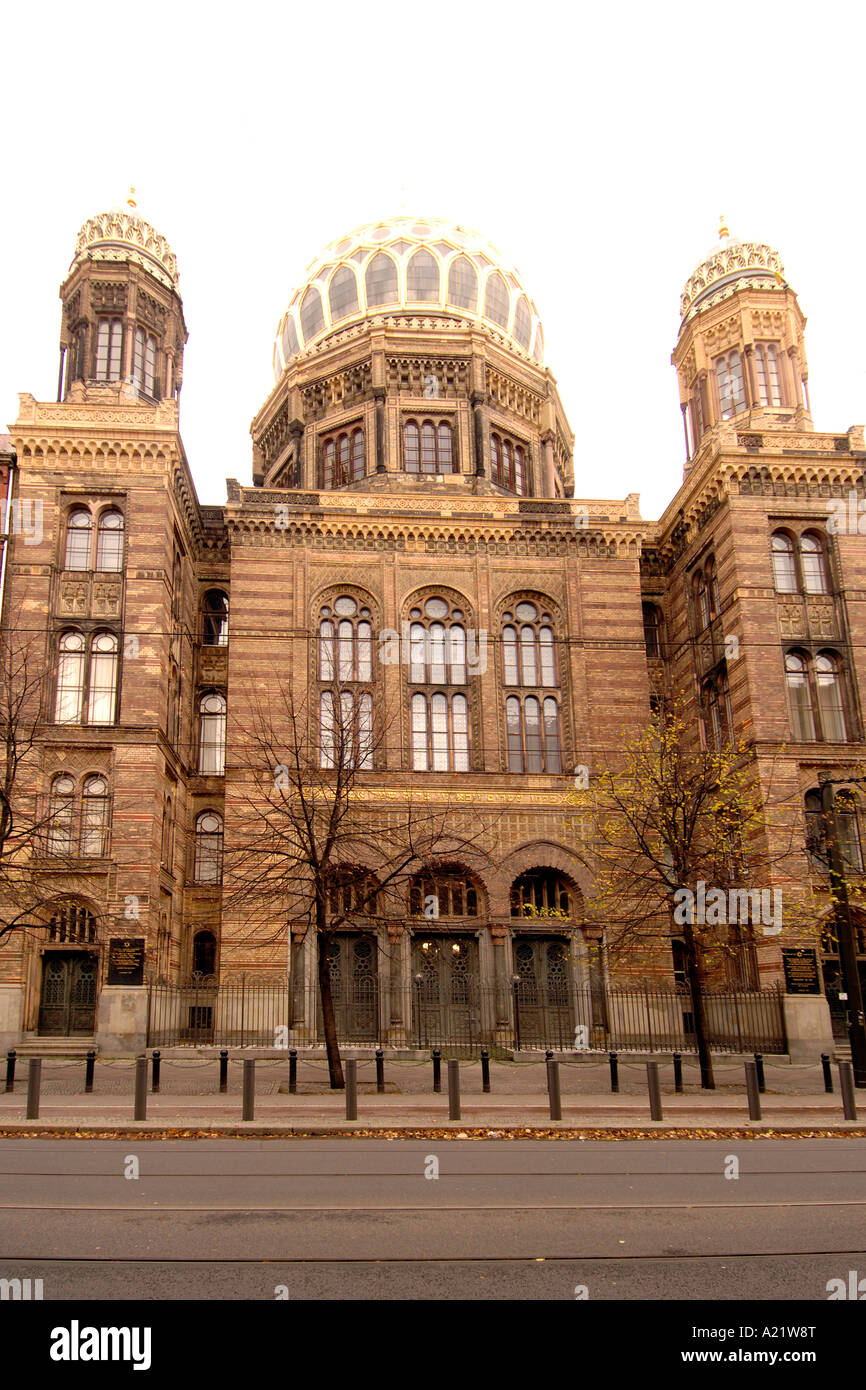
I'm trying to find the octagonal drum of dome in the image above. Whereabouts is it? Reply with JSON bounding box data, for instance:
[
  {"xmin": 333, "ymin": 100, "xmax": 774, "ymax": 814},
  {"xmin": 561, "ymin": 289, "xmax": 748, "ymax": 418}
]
[{"xmin": 273, "ymin": 216, "xmax": 544, "ymax": 380}]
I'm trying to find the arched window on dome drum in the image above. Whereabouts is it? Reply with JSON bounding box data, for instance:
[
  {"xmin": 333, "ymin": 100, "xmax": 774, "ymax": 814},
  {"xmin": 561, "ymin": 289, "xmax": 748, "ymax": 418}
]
[
  {"xmin": 64, "ymin": 509, "xmax": 92, "ymax": 570},
  {"xmin": 490, "ymin": 432, "xmax": 528, "ymax": 495},
  {"xmin": 282, "ymin": 315, "xmax": 299, "ymax": 361},
  {"xmin": 365, "ymin": 253, "xmax": 398, "ymax": 307},
  {"xmin": 754, "ymin": 342, "xmax": 784, "ymax": 406},
  {"xmin": 406, "ymin": 249, "xmax": 440, "ymax": 302},
  {"xmin": 321, "ymin": 428, "xmax": 364, "ymax": 487},
  {"xmin": 447, "ymin": 256, "xmax": 478, "ymax": 311},
  {"xmin": 95, "ymin": 318, "xmax": 122, "ymax": 382},
  {"xmin": 132, "ymin": 328, "xmax": 157, "ymax": 397},
  {"xmin": 403, "ymin": 419, "xmax": 455, "ymax": 474},
  {"xmin": 513, "ymin": 296, "xmax": 532, "ymax": 350},
  {"xmin": 483, "ymin": 272, "xmax": 509, "ymax": 327},
  {"xmin": 300, "ymin": 286, "xmax": 324, "ymax": 342},
  {"xmin": 532, "ymin": 325, "xmax": 544, "ymax": 363},
  {"xmin": 328, "ymin": 265, "xmax": 359, "ymax": 321},
  {"xmin": 95, "ymin": 511, "xmax": 124, "ymax": 571},
  {"xmin": 715, "ymin": 350, "xmax": 746, "ymax": 419}
]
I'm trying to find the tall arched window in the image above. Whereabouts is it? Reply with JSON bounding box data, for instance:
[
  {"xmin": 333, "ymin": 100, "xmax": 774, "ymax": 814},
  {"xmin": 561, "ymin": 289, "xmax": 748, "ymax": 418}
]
[
  {"xmin": 365, "ymin": 253, "xmax": 398, "ymax": 307},
  {"xmin": 95, "ymin": 511, "xmax": 124, "ymax": 571},
  {"xmin": 409, "ymin": 872, "xmax": 479, "ymax": 918},
  {"xmin": 81, "ymin": 774, "xmax": 110, "ymax": 856},
  {"xmin": 318, "ymin": 594, "xmax": 375, "ymax": 770},
  {"xmin": 642, "ymin": 602, "xmax": 662, "ymax": 659},
  {"xmin": 510, "ymin": 870, "xmax": 573, "ymax": 917},
  {"xmin": 87, "ymin": 633, "xmax": 119, "ymax": 725},
  {"xmin": 834, "ymin": 790, "xmax": 863, "ymax": 870},
  {"xmin": 299, "ymin": 286, "xmax": 324, "ymax": 341},
  {"xmin": 95, "ymin": 318, "xmax": 123, "ymax": 381},
  {"xmin": 702, "ymin": 672, "xmax": 733, "ymax": 749},
  {"xmin": 816, "ymin": 652, "xmax": 847, "ymax": 741},
  {"xmin": 194, "ymin": 811, "xmax": 224, "ymax": 884},
  {"xmin": 483, "ymin": 271, "xmax": 509, "ymax": 327},
  {"xmin": 785, "ymin": 651, "xmax": 816, "ymax": 740},
  {"xmin": 406, "ymin": 249, "xmax": 440, "ymax": 302},
  {"xmin": 754, "ymin": 342, "xmax": 784, "ymax": 406},
  {"xmin": 132, "ymin": 328, "xmax": 158, "ymax": 396},
  {"xmin": 403, "ymin": 418, "xmax": 455, "ymax": 474},
  {"xmin": 715, "ymin": 349, "xmax": 746, "ymax": 418},
  {"xmin": 771, "ymin": 532, "xmax": 798, "ymax": 593},
  {"xmin": 198, "ymin": 692, "xmax": 226, "ymax": 774},
  {"xmin": 490, "ymin": 432, "xmax": 528, "ymax": 495},
  {"xmin": 800, "ymin": 533, "xmax": 828, "ymax": 594},
  {"xmin": 502, "ymin": 600, "xmax": 561, "ymax": 772},
  {"xmin": 328, "ymin": 265, "xmax": 359, "ymax": 321},
  {"xmin": 321, "ymin": 428, "xmax": 364, "ymax": 487},
  {"xmin": 47, "ymin": 774, "xmax": 76, "ymax": 854},
  {"xmin": 202, "ymin": 590, "xmax": 229, "ymax": 646},
  {"xmin": 64, "ymin": 510, "xmax": 92, "ymax": 570},
  {"xmin": 513, "ymin": 296, "xmax": 532, "ymax": 350},
  {"xmin": 408, "ymin": 594, "xmax": 472, "ymax": 772},
  {"xmin": 55, "ymin": 631, "xmax": 86, "ymax": 723},
  {"xmin": 447, "ymin": 256, "xmax": 478, "ymax": 311}
]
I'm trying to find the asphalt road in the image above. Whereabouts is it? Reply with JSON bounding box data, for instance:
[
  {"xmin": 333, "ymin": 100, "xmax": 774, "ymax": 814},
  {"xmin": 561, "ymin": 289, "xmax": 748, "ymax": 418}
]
[{"xmin": 1, "ymin": 1138, "xmax": 864, "ymax": 1300}]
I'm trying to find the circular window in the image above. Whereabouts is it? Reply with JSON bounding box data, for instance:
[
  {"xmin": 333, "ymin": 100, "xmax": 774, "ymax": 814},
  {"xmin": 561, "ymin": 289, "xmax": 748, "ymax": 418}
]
[
  {"xmin": 502, "ymin": 612, "xmax": 512, "ymax": 623},
  {"xmin": 320, "ymin": 606, "xmax": 331, "ymax": 618},
  {"xmin": 410, "ymin": 608, "xmax": 422, "ymax": 619},
  {"xmin": 334, "ymin": 596, "xmax": 358, "ymax": 617},
  {"xmin": 515, "ymin": 602, "xmax": 538, "ymax": 621},
  {"xmin": 452, "ymin": 609, "xmax": 464, "ymax": 620},
  {"xmin": 425, "ymin": 597, "xmax": 449, "ymax": 619}
]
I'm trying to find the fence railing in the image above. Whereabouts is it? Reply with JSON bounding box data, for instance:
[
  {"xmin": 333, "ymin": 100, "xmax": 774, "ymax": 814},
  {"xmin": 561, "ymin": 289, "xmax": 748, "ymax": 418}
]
[{"xmin": 146, "ymin": 976, "xmax": 788, "ymax": 1055}]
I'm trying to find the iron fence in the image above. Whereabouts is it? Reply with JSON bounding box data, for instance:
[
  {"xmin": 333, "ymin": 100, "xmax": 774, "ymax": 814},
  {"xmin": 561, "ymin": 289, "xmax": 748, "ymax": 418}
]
[{"xmin": 147, "ymin": 975, "xmax": 788, "ymax": 1055}]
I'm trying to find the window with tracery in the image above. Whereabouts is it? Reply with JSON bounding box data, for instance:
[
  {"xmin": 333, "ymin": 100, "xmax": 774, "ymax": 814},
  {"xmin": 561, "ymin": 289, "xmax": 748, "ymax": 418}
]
[
  {"xmin": 702, "ymin": 671, "xmax": 734, "ymax": 749},
  {"xmin": 785, "ymin": 649, "xmax": 848, "ymax": 742},
  {"xmin": 403, "ymin": 418, "xmax": 455, "ymax": 474},
  {"xmin": 198, "ymin": 692, "xmax": 226, "ymax": 774},
  {"xmin": 409, "ymin": 873, "xmax": 479, "ymax": 918},
  {"xmin": 54, "ymin": 630, "xmax": 119, "ymax": 726},
  {"xmin": 771, "ymin": 529, "xmax": 829, "ymax": 595},
  {"xmin": 406, "ymin": 249, "xmax": 440, "ymax": 302},
  {"xmin": 502, "ymin": 600, "xmax": 561, "ymax": 773},
  {"xmin": 714, "ymin": 349, "xmax": 746, "ymax": 419},
  {"xmin": 95, "ymin": 318, "xmax": 123, "ymax": 382},
  {"xmin": 194, "ymin": 811, "xmax": 224, "ymax": 884},
  {"xmin": 318, "ymin": 594, "xmax": 375, "ymax": 770},
  {"xmin": 408, "ymin": 595, "xmax": 471, "ymax": 772},
  {"xmin": 510, "ymin": 871, "xmax": 573, "ymax": 918},
  {"xmin": 753, "ymin": 342, "xmax": 784, "ymax": 406}
]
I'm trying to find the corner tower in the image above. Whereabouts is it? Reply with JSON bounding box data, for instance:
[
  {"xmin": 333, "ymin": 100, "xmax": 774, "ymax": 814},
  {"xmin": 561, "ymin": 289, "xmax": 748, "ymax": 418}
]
[
  {"xmin": 673, "ymin": 219, "xmax": 811, "ymax": 473},
  {"xmin": 58, "ymin": 191, "xmax": 187, "ymax": 404}
]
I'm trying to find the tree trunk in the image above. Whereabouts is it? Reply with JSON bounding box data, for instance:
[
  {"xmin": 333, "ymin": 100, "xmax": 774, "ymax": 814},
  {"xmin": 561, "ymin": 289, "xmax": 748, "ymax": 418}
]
[
  {"xmin": 317, "ymin": 932, "xmax": 344, "ymax": 1089},
  {"xmin": 682, "ymin": 921, "xmax": 715, "ymax": 1089}
]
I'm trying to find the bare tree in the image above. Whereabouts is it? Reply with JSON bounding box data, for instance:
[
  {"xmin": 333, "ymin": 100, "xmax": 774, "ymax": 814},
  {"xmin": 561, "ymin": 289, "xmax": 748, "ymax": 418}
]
[
  {"xmin": 571, "ymin": 697, "xmax": 807, "ymax": 1088},
  {"xmin": 223, "ymin": 672, "xmax": 494, "ymax": 1087}
]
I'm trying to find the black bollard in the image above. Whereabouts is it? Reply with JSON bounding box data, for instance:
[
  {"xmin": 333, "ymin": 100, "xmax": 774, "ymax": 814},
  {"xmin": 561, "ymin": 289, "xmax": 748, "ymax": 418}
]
[
  {"xmin": 547, "ymin": 1058, "xmax": 562, "ymax": 1121},
  {"xmin": 838, "ymin": 1061, "xmax": 858, "ymax": 1121},
  {"xmin": 5, "ymin": 1049, "xmax": 16, "ymax": 1093},
  {"xmin": 744, "ymin": 1061, "xmax": 761, "ymax": 1121},
  {"xmin": 151, "ymin": 1050, "xmax": 161, "ymax": 1094},
  {"xmin": 609, "ymin": 1051, "xmax": 619, "ymax": 1094},
  {"xmin": 753, "ymin": 1052, "xmax": 765, "ymax": 1094},
  {"xmin": 25, "ymin": 1058, "xmax": 41, "ymax": 1120},
  {"xmin": 448, "ymin": 1059, "xmax": 461, "ymax": 1120},
  {"xmin": 345, "ymin": 1059, "xmax": 358, "ymax": 1120},
  {"xmin": 242, "ymin": 1059, "xmax": 255, "ymax": 1121},
  {"xmin": 646, "ymin": 1061, "xmax": 663, "ymax": 1121},
  {"xmin": 288, "ymin": 1049, "xmax": 297, "ymax": 1094},
  {"xmin": 481, "ymin": 1048, "xmax": 490, "ymax": 1093},
  {"xmin": 134, "ymin": 1056, "xmax": 147, "ymax": 1121},
  {"xmin": 821, "ymin": 1053, "xmax": 833, "ymax": 1093},
  {"xmin": 85, "ymin": 1049, "xmax": 96, "ymax": 1094},
  {"xmin": 219, "ymin": 1049, "xmax": 228, "ymax": 1094},
  {"xmin": 375, "ymin": 1049, "xmax": 385, "ymax": 1094},
  {"xmin": 673, "ymin": 1052, "xmax": 683, "ymax": 1094},
  {"xmin": 432, "ymin": 1048, "xmax": 441, "ymax": 1093}
]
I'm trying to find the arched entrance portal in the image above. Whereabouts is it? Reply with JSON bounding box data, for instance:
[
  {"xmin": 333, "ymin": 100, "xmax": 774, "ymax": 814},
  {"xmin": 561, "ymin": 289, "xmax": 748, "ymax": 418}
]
[{"xmin": 37, "ymin": 904, "xmax": 99, "ymax": 1036}]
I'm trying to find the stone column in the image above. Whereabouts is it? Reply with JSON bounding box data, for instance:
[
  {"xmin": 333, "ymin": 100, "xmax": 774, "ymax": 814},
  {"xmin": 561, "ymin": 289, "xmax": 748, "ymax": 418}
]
[
  {"xmin": 541, "ymin": 432, "xmax": 557, "ymax": 497},
  {"xmin": 743, "ymin": 345, "xmax": 756, "ymax": 408},
  {"xmin": 471, "ymin": 392, "xmax": 487, "ymax": 478},
  {"xmin": 680, "ymin": 402, "xmax": 690, "ymax": 464},
  {"xmin": 699, "ymin": 369, "xmax": 714, "ymax": 428},
  {"xmin": 490, "ymin": 924, "xmax": 511, "ymax": 1031},
  {"xmin": 374, "ymin": 387, "xmax": 387, "ymax": 473},
  {"xmin": 289, "ymin": 420, "xmax": 304, "ymax": 487},
  {"xmin": 387, "ymin": 924, "xmax": 407, "ymax": 1047},
  {"xmin": 787, "ymin": 347, "xmax": 804, "ymax": 408}
]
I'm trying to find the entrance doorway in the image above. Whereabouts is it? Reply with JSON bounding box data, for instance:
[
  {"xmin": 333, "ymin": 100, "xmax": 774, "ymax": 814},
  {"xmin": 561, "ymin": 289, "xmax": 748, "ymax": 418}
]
[
  {"xmin": 320, "ymin": 934, "xmax": 379, "ymax": 1041},
  {"xmin": 37, "ymin": 952, "xmax": 98, "ymax": 1036},
  {"xmin": 512, "ymin": 937, "xmax": 573, "ymax": 1048},
  {"xmin": 412, "ymin": 935, "xmax": 480, "ymax": 1047}
]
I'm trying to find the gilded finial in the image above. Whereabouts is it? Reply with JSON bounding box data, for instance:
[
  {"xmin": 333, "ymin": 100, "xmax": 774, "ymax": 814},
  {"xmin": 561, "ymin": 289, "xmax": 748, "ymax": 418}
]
[
  {"xmin": 127, "ymin": 186, "xmax": 137, "ymax": 209},
  {"xmin": 718, "ymin": 213, "xmax": 729, "ymax": 240}
]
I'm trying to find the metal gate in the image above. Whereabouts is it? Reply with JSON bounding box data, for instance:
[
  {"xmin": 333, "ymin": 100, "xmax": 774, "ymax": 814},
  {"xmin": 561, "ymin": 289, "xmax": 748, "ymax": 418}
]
[
  {"xmin": 37, "ymin": 952, "xmax": 98, "ymax": 1035},
  {"xmin": 319, "ymin": 935, "xmax": 379, "ymax": 1042},
  {"xmin": 412, "ymin": 934, "xmax": 480, "ymax": 1049},
  {"xmin": 513, "ymin": 936, "xmax": 574, "ymax": 1049}
]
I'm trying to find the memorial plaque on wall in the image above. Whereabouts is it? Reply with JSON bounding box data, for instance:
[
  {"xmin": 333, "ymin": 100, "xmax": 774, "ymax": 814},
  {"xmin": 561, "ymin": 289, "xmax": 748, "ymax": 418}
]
[
  {"xmin": 782, "ymin": 947, "xmax": 820, "ymax": 994},
  {"xmin": 107, "ymin": 937, "xmax": 145, "ymax": 986}
]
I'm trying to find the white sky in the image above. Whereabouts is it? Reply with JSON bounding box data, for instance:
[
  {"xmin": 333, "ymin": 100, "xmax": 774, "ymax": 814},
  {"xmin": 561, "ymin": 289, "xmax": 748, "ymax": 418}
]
[{"xmin": 2, "ymin": 1, "xmax": 864, "ymax": 522}]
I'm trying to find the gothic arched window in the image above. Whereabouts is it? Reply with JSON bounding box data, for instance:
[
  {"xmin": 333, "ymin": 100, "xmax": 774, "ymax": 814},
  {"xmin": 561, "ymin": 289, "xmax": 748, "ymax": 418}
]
[
  {"xmin": 447, "ymin": 256, "xmax": 478, "ymax": 311},
  {"xmin": 490, "ymin": 432, "xmax": 528, "ymax": 495},
  {"xmin": 365, "ymin": 253, "xmax": 398, "ymax": 307},
  {"xmin": 194, "ymin": 811, "xmax": 224, "ymax": 884},
  {"xmin": 754, "ymin": 342, "xmax": 784, "ymax": 406},
  {"xmin": 64, "ymin": 509, "xmax": 92, "ymax": 570},
  {"xmin": 47, "ymin": 774, "xmax": 76, "ymax": 855},
  {"xmin": 328, "ymin": 265, "xmax": 359, "ymax": 321},
  {"xmin": 95, "ymin": 318, "xmax": 123, "ymax": 382},
  {"xmin": 714, "ymin": 349, "xmax": 746, "ymax": 419},
  {"xmin": 502, "ymin": 600, "xmax": 560, "ymax": 773},
  {"xmin": 408, "ymin": 595, "xmax": 472, "ymax": 772},
  {"xmin": 95, "ymin": 510, "xmax": 124, "ymax": 571},
  {"xmin": 483, "ymin": 271, "xmax": 509, "ymax": 327},
  {"xmin": 300, "ymin": 286, "xmax": 324, "ymax": 342},
  {"xmin": 318, "ymin": 594, "xmax": 375, "ymax": 770},
  {"xmin": 771, "ymin": 532, "xmax": 798, "ymax": 593},
  {"xmin": 198, "ymin": 692, "xmax": 226, "ymax": 774},
  {"xmin": 403, "ymin": 418, "xmax": 455, "ymax": 474},
  {"xmin": 785, "ymin": 649, "xmax": 848, "ymax": 743},
  {"xmin": 81, "ymin": 774, "xmax": 110, "ymax": 856},
  {"xmin": 513, "ymin": 296, "xmax": 532, "ymax": 350},
  {"xmin": 321, "ymin": 428, "xmax": 364, "ymax": 487},
  {"xmin": 406, "ymin": 249, "xmax": 440, "ymax": 302},
  {"xmin": 202, "ymin": 590, "xmax": 229, "ymax": 646}
]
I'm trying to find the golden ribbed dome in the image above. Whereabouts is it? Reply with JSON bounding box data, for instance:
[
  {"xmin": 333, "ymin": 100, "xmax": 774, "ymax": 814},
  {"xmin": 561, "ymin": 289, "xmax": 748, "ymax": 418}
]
[
  {"xmin": 71, "ymin": 201, "xmax": 179, "ymax": 290},
  {"xmin": 680, "ymin": 235, "xmax": 785, "ymax": 323},
  {"xmin": 273, "ymin": 216, "xmax": 544, "ymax": 379}
]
